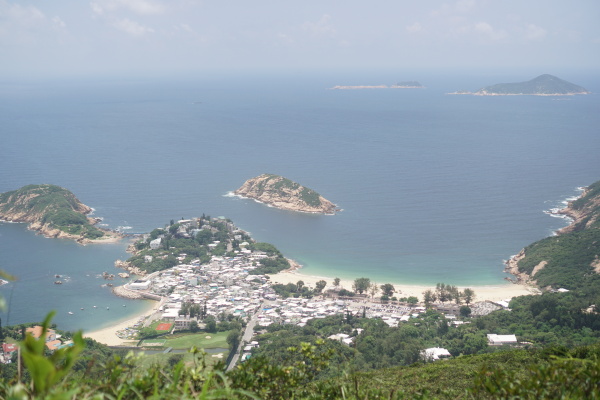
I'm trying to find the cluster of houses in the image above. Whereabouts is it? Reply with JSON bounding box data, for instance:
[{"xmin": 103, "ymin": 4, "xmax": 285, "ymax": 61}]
[
  {"xmin": 125, "ymin": 251, "xmax": 276, "ymax": 331},
  {"xmin": 1, "ymin": 326, "xmax": 74, "ymax": 364}
]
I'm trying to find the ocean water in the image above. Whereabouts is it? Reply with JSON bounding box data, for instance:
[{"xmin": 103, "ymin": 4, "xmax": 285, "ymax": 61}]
[{"xmin": 1, "ymin": 70, "xmax": 598, "ymax": 331}]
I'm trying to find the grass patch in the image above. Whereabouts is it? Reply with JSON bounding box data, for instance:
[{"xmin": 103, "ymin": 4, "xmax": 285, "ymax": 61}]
[
  {"xmin": 164, "ymin": 331, "xmax": 230, "ymax": 350},
  {"xmin": 140, "ymin": 339, "xmax": 167, "ymax": 347}
]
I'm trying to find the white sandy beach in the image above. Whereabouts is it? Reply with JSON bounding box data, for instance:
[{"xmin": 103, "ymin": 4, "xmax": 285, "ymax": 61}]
[
  {"xmin": 268, "ymin": 269, "xmax": 539, "ymax": 303},
  {"xmin": 84, "ymin": 299, "xmax": 163, "ymax": 346}
]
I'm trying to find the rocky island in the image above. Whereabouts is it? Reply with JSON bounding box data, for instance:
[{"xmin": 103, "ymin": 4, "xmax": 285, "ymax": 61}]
[
  {"xmin": 330, "ymin": 81, "xmax": 423, "ymax": 90},
  {"xmin": 234, "ymin": 174, "xmax": 339, "ymax": 214},
  {"xmin": 0, "ymin": 184, "xmax": 120, "ymax": 244},
  {"xmin": 392, "ymin": 81, "xmax": 424, "ymax": 88},
  {"xmin": 450, "ymin": 74, "xmax": 590, "ymax": 96},
  {"xmin": 505, "ymin": 180, "xmax": 600, "ymax": 288}
]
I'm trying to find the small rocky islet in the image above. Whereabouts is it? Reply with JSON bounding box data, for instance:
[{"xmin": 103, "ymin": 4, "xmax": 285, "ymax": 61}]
[{"xmin": 234, "ymin": 174, "xmax": 339, "ymax": 214}]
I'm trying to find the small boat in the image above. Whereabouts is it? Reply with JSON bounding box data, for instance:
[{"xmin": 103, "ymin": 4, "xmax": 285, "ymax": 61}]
[
  {"xmin": 93, "ymin": 305, "xmax": 97, "ymax": 308},
  {"xmin": 54, "ymin": 281, "xmax": 63, "ymax": 285},
  {"xmin": 68, "ymin": 311, "xmax": 73, "ymax": 315},
  {"xmin": 80, "ymin": 308, "xmax": 84, "ymax": 310},
  {"xmin": 107, "ymin": 307, "xmax": 110, "ymax": 310},
  {"xmin": 55, "ymin": 274, "xmax": 61, "ymax": 278},
  {"xmin": 123, "ymin": 304, "xmax": 126, "ymax": 307}
]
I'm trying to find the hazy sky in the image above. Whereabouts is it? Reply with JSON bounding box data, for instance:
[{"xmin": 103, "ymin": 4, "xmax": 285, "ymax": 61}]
[{"xmin": 1, "ymin": 0, "xmax": 599, "ymax": 77}]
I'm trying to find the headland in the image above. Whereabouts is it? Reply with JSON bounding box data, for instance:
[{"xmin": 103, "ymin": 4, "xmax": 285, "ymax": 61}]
[{"xmin": 0, "ymin": 184, "xmax": 122, "ymax": 244}]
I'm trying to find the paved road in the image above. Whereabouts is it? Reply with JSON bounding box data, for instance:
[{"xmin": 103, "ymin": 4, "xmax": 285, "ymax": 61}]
[{"xmin": 226, "ymin": 300, "xmax": 266, "ymax": 371}]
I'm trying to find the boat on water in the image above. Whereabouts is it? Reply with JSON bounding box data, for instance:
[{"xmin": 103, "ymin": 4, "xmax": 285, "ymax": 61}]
[
  {"xmin": 54, "ymin": 280, "xmax": 63, "ymax": 285},
  {"xmin": 68, "ymin": 311, "xmax": 73, "ymax": 315},
  {"xmin": 80, "ymin": 308, "xmax": 84, "ymax": 310},
  {"xmin": 107, "ymin": 307, "xmax": 110, "ymax": 310}
]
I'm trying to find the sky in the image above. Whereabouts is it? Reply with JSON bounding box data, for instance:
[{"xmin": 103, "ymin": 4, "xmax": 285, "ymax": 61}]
[{"xmin": 1, "ymin": 0, "xmax": 599, "ymax": 78}]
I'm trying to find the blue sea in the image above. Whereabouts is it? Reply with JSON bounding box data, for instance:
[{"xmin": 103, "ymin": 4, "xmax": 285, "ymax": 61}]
[{"xmin": 1, "ymin": 70, "xmax": 598, "ymax": 332}]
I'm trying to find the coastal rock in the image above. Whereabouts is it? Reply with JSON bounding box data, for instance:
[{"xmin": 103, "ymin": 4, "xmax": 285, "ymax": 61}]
[
  {"xmin": 554, "ymin": 186, "xmax": 600, "ymax": 234},
  {"xmin": 234, "ymin": 174, "xmax": 338, "ymax": 214},
  {"xmin": 115, "ymin": 259, "xmax": 147, "ymax": 276}
]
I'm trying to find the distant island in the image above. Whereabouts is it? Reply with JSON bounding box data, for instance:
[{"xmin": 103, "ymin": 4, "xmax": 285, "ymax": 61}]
[
  {"xmin": 330, "ymin": 81, "xmax": 423, "ymax": 90},
  {"xmin": 449, "ymin": 74, "xmax": 590, "ymax": 96},
  {"xmin": 234, "ymin": 174, "xmax": 339, "ymax": 214},
  {"xmin": 0, "ymin": 184, "xmax": 120, "ymax": 244}
]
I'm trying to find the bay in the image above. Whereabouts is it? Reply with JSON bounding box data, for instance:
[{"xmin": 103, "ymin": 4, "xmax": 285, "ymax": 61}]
[{"xmin": 0, "ymin": 70, "xmax": 598, "ymax": 331}]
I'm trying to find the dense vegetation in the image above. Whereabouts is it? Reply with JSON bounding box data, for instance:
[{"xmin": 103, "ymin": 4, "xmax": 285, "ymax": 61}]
[
  {"xmin": 126, "ymin": 217, "xmax": 290, "ymax": 274},
  {"xmin": 0, "ymin": 184, "xmax": 105, "ymax": 239},
  {"xmin": 2, "ymin": 312, "xmax": 600, "ymax": 399}
]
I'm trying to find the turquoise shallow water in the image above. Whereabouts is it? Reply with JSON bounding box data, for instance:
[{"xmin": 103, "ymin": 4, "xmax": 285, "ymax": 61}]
[{"xmin": 0, "ymin": 70, "xmax": 598, "ymax": 331}]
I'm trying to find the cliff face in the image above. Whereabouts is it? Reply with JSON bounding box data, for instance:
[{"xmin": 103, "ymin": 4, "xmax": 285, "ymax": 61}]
[
  {"xmin": 0, "ymin": 184, "xmax": 116, "ymax": 243},
  {"xmin": 234, "ymin": 174, "xmax": 338, "ymax": 214}
]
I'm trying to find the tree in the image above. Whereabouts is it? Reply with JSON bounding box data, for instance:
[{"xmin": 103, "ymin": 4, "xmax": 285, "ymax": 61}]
[
  {"xmin": 205, "ymin": 316, "xmax": 217, "ymax": 333},
  {"xmin": 462, "ymin": 288, "xmax": 475, "ymax": 305},
  {"xmin": 190, "ymin": 320, "xmax": 199, "ymax": 333},
  {"xmin": 422, "ymin": 289, "xmax": 435, "ymax": 308},
  {"xmin": 368, "ymin": 283, "xmax": 379, "ymax": 299},
  {"xmin": 407, "ymin": 296, "xmax": 419, "ymax": 306},
  {"xmin": 167, "ymin": 354, "xmax": 184, "ymax": 367},
  {"xmin": 380, "ymin": 283, "xmax": 395, "ymax": 297},
  {"xmin": 227, "ymin": 329, "xmax": 241, "ymax": 351},
  {"xmin": 460, "ymin": 306, "xmax": 472, "ymax": 318},
  {"xmin": 333, "ymin": 277, "xmax": 341, "ymax": 288},
  {"xmin": 296, "ymin": 280, "xmax": 305, "ymax": 291},
  {"xmin": 352, "ymin": 277, "xmax": 371, "ymax": 294},
  {"xmin": 315, "ymin": 280, "xmax": 327, "ymax": 293}
]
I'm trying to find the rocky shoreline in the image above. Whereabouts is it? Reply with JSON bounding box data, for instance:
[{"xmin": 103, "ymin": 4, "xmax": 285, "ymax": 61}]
[
  {"xmin": 234, "ymin": 174, "xmax": 339, "ymax": 214},
  {"xmin": 503, "ymin": 185, "xmax": 590, "ymax": 284}
]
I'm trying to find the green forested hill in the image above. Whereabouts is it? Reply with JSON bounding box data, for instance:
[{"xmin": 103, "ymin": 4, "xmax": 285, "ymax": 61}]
[{"xmin": 0, "ymin": 184, "xmax": 108, "ymax": 240}]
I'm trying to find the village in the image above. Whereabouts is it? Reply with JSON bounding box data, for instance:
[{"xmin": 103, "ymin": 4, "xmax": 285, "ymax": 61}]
[{"xmin": 0, "ymin": 217, "xmax": 518, "ymax": 365}]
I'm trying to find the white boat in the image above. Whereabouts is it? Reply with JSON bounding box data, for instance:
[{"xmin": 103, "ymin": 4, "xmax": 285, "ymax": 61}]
[{"xmin": 68, "ymin": 311, "xmax": 73, "ymax": 315}]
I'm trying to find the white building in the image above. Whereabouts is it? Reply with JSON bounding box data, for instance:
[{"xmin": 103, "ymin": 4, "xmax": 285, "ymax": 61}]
[
  {"xmin": 487, "ymin": 334, "xmax": 518, "ymax": 346},
  {"xmin": 421, "ymin": 347, "xmax": 451, "ymax": 361},
  {"xmin": 129, "ymin": 280, "xmax": 151, "ymax": 290}
]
